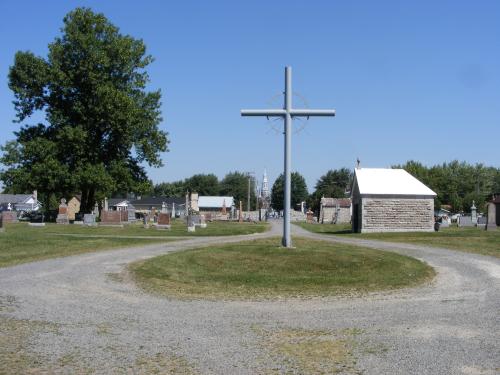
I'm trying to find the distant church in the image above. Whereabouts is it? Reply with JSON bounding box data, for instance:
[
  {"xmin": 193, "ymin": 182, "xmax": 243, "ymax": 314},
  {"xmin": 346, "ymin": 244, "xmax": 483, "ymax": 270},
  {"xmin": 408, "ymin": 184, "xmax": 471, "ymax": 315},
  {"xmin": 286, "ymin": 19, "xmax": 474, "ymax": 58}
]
[{"xmin": 260, "ymin": 169, "xmax": 271, "ymax": 209}]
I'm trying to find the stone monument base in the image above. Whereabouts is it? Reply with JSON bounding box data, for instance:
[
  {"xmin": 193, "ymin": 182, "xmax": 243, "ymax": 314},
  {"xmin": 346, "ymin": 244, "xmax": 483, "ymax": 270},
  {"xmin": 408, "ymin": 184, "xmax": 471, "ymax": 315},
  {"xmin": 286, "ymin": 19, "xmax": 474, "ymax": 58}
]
[
  {"xmin": 154, "ymin": 224, "xmax": 171, "ymax": 230},
  {"xmin": 29, "ymin": 223, "xmax": 46, "ymax": 227},
  {"xmin": 486, "ymin": 224, "xmax": 497, "ymax": 231},
  {"xmin": 187, "ymin": 226, "xmax": 196, "ymax": 232},
  {"xmin": 56, "ymin": 214, "xmax": 69, "ymax": 224}
]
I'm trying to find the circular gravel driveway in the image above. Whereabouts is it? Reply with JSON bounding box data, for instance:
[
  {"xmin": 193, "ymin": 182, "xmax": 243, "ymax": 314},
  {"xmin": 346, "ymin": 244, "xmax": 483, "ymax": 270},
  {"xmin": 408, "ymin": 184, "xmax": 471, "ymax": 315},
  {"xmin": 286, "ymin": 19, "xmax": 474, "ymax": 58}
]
[{"xmin": 0, "ymin": 221, "xmax": 498, "ymax": 374}]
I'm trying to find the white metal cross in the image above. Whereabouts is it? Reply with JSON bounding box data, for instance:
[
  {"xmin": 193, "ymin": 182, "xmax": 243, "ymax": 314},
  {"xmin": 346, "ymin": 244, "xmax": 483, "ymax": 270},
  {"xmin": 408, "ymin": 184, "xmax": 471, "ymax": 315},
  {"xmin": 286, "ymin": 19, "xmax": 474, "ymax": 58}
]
[{"xmin": 241, "ymin": 66, "xmax": 336, "ymax": 247}]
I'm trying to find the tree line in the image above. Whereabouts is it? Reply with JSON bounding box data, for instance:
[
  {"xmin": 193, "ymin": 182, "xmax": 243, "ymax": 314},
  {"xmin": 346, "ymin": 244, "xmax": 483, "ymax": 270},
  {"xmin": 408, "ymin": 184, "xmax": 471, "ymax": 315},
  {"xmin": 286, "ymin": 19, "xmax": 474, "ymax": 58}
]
[
  {"xmin": 152, "ymin": 172, "xmax": 258, "ymax": 210},
  {"xmin": 393, "ymin": 160, "xmax": 500, "ymax": 213}
]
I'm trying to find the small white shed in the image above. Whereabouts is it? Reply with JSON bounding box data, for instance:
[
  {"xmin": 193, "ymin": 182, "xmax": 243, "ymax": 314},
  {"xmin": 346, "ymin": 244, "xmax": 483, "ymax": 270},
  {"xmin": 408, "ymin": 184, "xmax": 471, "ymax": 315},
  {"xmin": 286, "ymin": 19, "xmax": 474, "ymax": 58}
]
[{"xmin": 351, "ymin": 168, "xmax": 436, "ymax": 233}]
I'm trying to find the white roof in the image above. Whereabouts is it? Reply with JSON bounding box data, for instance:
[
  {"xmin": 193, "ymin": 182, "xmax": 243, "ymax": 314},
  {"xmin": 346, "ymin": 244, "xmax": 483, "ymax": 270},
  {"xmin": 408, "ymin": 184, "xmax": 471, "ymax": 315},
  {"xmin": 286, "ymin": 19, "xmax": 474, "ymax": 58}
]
[
  {"xmin": 354, "ymin": 168, "xmax": 436, "ymax": 196},
  {"xmin": 198, "ymin": 196, "xmax": 234, "ymax": 208}
]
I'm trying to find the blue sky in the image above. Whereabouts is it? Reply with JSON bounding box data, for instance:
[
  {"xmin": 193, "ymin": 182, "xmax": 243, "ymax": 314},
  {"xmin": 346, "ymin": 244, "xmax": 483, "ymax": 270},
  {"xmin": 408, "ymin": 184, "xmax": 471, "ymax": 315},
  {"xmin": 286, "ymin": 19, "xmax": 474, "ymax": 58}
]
[{"xmin": 1, "ymin": 1, "xmax": 499, "ymax": 192}]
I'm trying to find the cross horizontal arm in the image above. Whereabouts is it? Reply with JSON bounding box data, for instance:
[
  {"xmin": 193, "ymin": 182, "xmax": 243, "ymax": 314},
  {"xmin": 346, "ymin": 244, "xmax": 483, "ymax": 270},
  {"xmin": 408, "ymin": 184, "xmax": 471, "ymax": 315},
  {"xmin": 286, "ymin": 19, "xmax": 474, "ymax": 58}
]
[
  {"xmin": 290, "ymin": 109, "xmax": 336, "ymax": 117},
  {"xmin": 241, "ymin": 109, "xmax": 287, "ymax": 117}
]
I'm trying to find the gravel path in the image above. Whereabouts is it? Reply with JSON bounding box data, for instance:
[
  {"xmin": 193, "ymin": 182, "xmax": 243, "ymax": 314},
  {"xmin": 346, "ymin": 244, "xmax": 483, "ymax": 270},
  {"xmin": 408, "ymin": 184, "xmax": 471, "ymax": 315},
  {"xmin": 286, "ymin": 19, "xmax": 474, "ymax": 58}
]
[{"xmin": 0, "ymin": 221, "xmax": 498, "ymax": 374}]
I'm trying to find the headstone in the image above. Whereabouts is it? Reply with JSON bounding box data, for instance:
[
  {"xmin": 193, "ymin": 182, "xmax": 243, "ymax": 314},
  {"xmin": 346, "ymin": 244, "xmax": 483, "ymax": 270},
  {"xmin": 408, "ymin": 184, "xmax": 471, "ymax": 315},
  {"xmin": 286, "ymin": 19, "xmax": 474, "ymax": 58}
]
[
  {"xmin": 458, "ymin": 216, "xmax": 473, "ymax": 227},
  {"xmin": 486, "ymin": 202, "xmax": 497, "ymax": 231},
  {"xmin": 28, "ymin": 222, "xmax": 45, "ymax": 227},
  {"xmin": 83, "ymin": 214, "xmax": 97, "ymax": 226},
  {"xmin": 477, "ymin": 216, "xmax": 487, "ymax": 228},
  {"xmin": 100, "ymin": 211, "xmax": 123, "ymax": 226},
  {"xmin": 94, "ymin": 202, "xmax": 100, "ymax": 218},
  {"xmin": 161, "ymin": 202, "xmax": 167, "ymax": 213},
  {"xmin": 0, "ymin": 213, "xmax": 4, "ymax": 233},
  {"xmin": 471, "ymin": 201, "xmax": 477, "ymax": 225},
  {"xmin": 127, "ymin": 208, "xmax": 136, "ymax": 222},
  {"xmin": 56, "ymin": 198, "xmax": 69, "ymax": 224},
  {"xmin": 171, "ymin": 203, "xmax": 176, "ymax": 218},
  {"xmin": 7, "ymin": 202, "xmax": 12, "ymax": 211},
  {"xmin": 187, "ymin": 215, "xmax": 196, "ymax": 232},
  {"xmin": 306, "ymin": 209, "xmax": 314, "ymax": 223},
  {"xmin": 155, "ymin": 213, "xmax": 171, "ymax": 230},
  {"xmin": 205, "ymin": 213, "xmax": 212, "ymax": 222},
  {"xmin": 239, "ymin": 200, "xmax": 243, "ymax": 223},
  {"xmin": 1, "ymin": 211, "xmax": 18, "ymax": 224},
  {"xmin": 143, "ymin": 214, "xmax": 150, "ymax": 228},
  {"xmin": 199, "ymin": 214, "xmax": 207, "ymax": 228}
]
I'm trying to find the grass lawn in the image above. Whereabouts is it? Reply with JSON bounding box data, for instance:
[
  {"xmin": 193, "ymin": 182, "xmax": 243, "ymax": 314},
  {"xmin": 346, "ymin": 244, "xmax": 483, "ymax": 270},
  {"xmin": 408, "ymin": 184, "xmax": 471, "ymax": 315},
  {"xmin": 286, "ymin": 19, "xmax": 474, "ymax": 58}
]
[
  {"xmin": 45, "ymin": 219, "xmax": 270, "ymax": 237},
  {"xmin": 295, "ymin": 223, "xmax": 500, "ymax": 258},
  {"xmin": 0, "ymin": 223, "xmax": 176, "ymax": 268},
  {"xmin": 0, "ymin": 221, "xmax": 269, "ymax": 268},
  {"xmin": 131, "ymin": 237, "xmax": 435, "ymax": 300}
]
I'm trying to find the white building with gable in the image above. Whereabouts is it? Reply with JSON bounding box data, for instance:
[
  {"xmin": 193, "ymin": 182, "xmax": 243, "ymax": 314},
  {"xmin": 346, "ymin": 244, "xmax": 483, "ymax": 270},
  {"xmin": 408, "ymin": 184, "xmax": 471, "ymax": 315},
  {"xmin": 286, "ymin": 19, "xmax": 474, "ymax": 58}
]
[{"xmin": 351, "ymin": 168, "xmax": 436, "ymax": 233}]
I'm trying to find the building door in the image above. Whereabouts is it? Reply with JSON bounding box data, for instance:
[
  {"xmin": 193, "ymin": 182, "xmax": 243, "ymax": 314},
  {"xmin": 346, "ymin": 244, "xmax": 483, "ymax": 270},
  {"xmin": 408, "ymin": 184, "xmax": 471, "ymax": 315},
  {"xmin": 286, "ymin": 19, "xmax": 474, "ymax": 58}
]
[{"xmin": 352, "ymin": 204, "xmax": 359, "ymax": 233}]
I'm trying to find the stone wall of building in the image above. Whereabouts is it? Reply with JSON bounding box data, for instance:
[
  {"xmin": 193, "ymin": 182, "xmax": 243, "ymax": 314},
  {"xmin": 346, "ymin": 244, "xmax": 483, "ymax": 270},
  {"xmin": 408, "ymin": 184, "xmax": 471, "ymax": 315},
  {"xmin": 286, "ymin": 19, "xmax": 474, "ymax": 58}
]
[
  {"xmin": 320, "ymin": 207, "xmax": 350, "ymax": 224},
  {"xmin": 361, "ymin": 198, "xmax": 434, "ymax": 233}
]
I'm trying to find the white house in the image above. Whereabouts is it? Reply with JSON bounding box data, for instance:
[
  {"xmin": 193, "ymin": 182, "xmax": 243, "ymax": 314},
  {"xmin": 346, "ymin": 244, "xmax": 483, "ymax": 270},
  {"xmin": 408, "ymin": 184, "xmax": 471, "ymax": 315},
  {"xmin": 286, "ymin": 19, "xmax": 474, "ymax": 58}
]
[
  {"xmin": 0, "ymin": 193, "xmax": 42, "ymax": 212},
  {"xmin": 351, "ymin": 168, "xmax": 436, "ymax": 233}
]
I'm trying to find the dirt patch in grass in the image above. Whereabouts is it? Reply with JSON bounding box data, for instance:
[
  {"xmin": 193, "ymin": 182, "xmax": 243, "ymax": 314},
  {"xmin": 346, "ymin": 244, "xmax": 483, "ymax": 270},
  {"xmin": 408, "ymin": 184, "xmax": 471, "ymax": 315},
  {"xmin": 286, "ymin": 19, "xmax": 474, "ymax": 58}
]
[
  {"xmin": 255, "ymin": 326, "xmax": 361, "ymax": 374},
  {"xmin": 130, "ymin": 237, "xmax": 435, "ymax": 300}
]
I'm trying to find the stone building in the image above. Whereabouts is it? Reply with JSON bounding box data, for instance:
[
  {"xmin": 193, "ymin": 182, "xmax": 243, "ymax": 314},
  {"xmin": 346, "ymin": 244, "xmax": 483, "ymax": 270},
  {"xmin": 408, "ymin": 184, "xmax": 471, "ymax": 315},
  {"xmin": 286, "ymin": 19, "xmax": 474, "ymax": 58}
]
[
  {"xmin": 351, "ymin": 168, "xmax": 436, "ymax": 233},
  {"xmin": 319, "ymin": 197, "xmax": 351, "ymax": 224}
]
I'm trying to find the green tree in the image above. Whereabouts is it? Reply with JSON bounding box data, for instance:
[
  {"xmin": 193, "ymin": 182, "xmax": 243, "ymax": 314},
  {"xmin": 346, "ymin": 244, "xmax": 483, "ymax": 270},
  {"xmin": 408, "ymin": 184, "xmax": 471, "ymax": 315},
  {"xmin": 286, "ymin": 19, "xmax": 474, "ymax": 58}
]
[
  {"xmin": 0, "ymin": 8, "xmax": 168, "ymax": 212},
  {"xmin": 271, "ymin": 172, "xmax": 308, "ymax": 211},
  {"xmin": 153, "ymin": 180, "xmax": 186, "ymax": 197},
  {"xmin": 184, "ymin": 174, "xmax": 219, "ymax": 196},
  {"xmin": 219, "ymin": 171, "xmax": 257, "ymax": 210}
]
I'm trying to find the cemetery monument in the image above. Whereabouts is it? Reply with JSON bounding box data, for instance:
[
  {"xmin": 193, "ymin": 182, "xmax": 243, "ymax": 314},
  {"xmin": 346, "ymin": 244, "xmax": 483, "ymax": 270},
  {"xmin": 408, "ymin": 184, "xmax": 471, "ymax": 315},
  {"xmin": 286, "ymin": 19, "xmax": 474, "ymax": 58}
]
[{"xmin": 241, "ymin": 66, "xmax": 335, "ymax": 247}]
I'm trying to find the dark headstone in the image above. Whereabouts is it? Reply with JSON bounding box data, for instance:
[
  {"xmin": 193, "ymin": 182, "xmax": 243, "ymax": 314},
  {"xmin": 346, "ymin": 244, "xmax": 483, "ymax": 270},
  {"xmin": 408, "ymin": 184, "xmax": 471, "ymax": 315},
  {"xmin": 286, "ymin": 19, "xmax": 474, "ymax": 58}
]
[
  {"xmin": 157, "ymin": 213, "xmax": 170, "ymax": 225},
  {"xmin": 100, "ymin": 211, "xmax": 123, "ymax": 226},
  {"xmin": 1, "ymin": 211, "xmax": 18, "ymax": 224},
  {"xmin": 155, "ymin": 213, "xmax": 171, "ymax": 230},
  {"xmin": 0, "ymin": 213, "xmax": 3, "ymax": 233}
]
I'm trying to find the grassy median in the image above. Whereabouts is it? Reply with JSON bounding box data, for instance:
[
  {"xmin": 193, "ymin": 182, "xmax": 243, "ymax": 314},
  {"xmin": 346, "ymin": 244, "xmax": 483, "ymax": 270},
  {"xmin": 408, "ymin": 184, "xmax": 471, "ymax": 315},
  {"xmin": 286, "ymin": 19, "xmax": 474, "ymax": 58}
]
[{"xmin": 131, "ymin": 237, "xmax": 435, "ymax": 300}]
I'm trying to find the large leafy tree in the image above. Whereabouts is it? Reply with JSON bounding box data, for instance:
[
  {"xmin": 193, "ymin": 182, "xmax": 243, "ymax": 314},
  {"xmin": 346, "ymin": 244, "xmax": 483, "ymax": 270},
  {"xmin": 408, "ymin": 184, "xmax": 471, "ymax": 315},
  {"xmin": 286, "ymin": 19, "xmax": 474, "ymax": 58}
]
[
  {"xmin": 153, "ymin": 180, "xmax": 186, "ymax": 197},
  {"xmin": 1, "ymin": 8, "xmax": 168, "ymax": 212},
  {"xmin": 219, "ymin": 171, "xmax": 257, "ymax": 210},
  {"xmin": 184, "ymin": 174, "xmax": 220, "ymax": 196},
  {"xmin": 271, "ymin": 172, "xmax": 308, "ymax": 211}
]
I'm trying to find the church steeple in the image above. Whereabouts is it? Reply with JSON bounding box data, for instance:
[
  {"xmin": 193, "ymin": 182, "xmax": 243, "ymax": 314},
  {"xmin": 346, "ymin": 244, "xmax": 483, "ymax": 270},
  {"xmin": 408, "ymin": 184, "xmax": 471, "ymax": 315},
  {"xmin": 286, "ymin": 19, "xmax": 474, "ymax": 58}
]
[{"xmin": 261, "ymin": 169, "xmax": 270, "ymax": 199}]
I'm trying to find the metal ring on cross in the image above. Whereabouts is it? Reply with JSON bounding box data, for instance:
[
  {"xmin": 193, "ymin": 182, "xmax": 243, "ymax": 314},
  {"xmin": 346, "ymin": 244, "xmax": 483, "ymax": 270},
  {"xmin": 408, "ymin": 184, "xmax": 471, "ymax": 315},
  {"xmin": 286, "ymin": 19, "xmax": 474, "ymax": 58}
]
[{"xmin": 265, "ymin": 92, "xmax": 310, "ymax": 135}]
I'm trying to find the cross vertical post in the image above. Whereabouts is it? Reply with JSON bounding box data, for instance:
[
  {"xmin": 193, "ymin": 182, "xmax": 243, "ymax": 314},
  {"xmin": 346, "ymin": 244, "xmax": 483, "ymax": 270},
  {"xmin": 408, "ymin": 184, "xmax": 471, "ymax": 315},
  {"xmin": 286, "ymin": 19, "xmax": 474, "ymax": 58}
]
[
  {"xmin": 283, "ymin": 67, "xmax": 292, "ymax": 247},
  {"xmin": 241, "ymin": 67, "xmax": 335, "ymax": 248}
]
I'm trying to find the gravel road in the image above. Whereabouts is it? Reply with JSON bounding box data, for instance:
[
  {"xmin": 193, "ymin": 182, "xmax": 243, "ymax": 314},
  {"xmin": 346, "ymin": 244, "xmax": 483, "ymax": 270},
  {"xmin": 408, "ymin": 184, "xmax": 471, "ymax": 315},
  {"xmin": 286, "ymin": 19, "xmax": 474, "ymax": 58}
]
[{"xmin": 0, "ymin": 221, "xmax": 498, "ymax": 374}]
